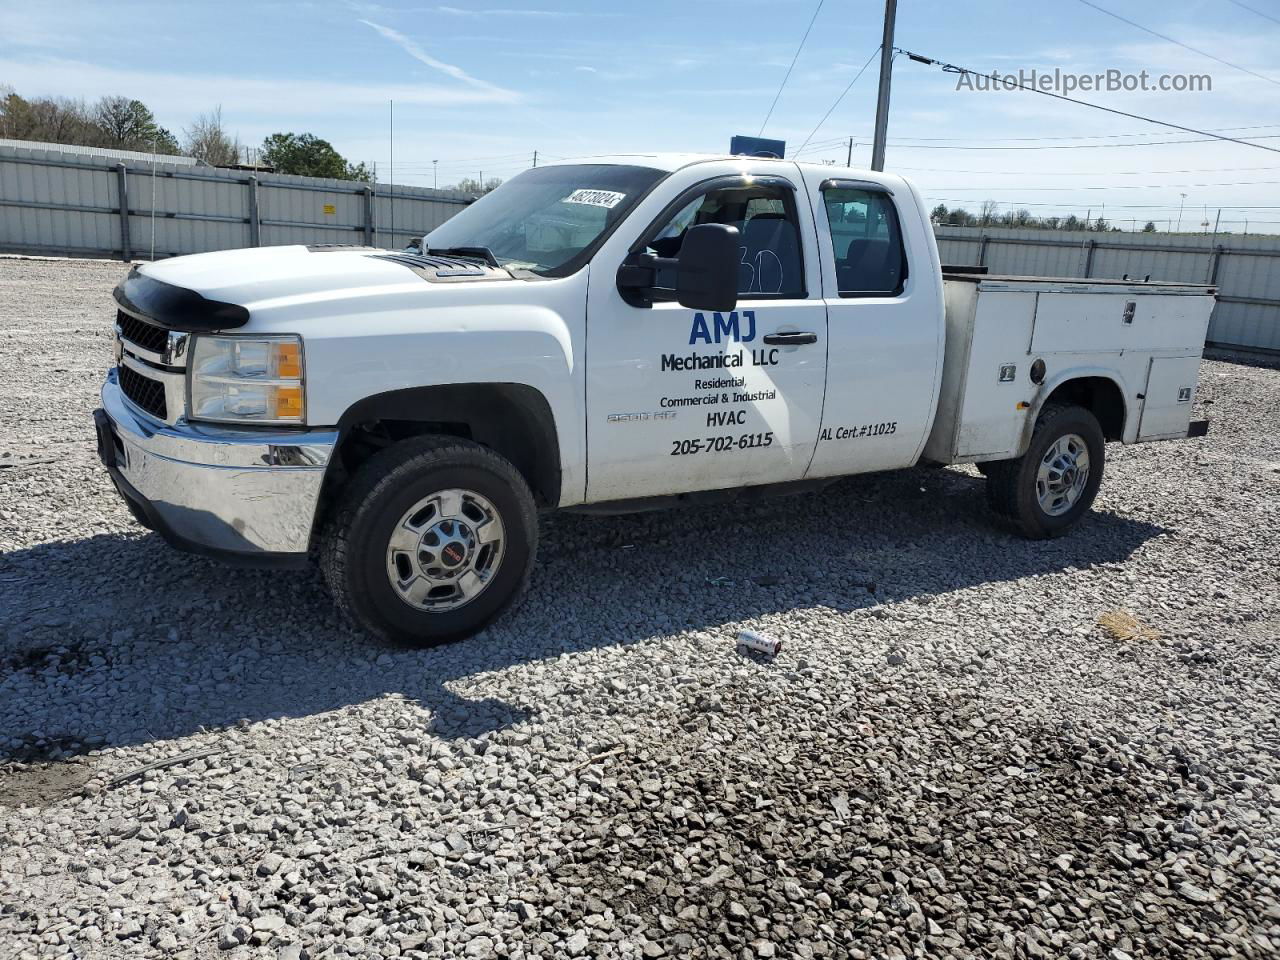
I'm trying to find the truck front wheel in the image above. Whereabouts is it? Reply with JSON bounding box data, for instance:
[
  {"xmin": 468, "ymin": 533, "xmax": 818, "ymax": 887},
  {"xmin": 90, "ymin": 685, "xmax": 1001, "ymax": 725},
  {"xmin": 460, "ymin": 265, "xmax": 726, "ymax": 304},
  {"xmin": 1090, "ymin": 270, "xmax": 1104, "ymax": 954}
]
[
  {"xmin": 984, "ymin": 403, "xmax": 1105, "ymax": 539},
  {"xmin": 320, "ymin": 437, "xmax": 538, "ymax": 646}
]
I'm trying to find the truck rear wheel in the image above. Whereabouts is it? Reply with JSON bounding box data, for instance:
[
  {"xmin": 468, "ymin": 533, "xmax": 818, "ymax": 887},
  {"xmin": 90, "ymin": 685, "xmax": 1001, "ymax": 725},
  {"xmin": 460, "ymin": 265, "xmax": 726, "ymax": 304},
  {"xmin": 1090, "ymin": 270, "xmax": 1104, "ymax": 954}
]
[
  {"xmin": 320, "ymin": 436, "xmax": 538, "ymax": 646},
  {"xmin": 984, "ymin": 403, "xmax": 1105, "ymax": 539}
]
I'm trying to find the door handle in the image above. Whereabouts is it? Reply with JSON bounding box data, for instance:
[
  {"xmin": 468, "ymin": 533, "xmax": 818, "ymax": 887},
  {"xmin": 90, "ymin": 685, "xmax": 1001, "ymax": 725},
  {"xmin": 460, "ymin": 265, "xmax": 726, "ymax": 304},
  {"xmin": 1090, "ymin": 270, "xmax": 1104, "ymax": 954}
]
[{"xmin": 762, "ymin": 331, "xmax": 818, "ymax": 346}]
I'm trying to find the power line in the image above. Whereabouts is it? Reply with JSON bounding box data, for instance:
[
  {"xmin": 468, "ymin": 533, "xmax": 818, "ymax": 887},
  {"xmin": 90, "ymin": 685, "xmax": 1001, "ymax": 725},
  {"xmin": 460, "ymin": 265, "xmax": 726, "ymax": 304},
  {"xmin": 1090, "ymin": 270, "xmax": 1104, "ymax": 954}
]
[
  {"xmin": 903, "ymin": 134, "xmax": 1280, "ymax": 150},
  {"xmin": 800, "ymin": 122, "xmax": 1280, "ymax": 146},
  {"xmin": 1227, "ymin": 0, "xmax": 1280, "ymax": 26},
  {"xmin": 760, "ymin": 0, "xmax": 824, "ymax": 136},
  {"xmin": 391, "ymin": 152, "xmax": 533, "ymax": 167},
  {"xmin": 797, "ymin": 44, "xmax": 883, "ymax": 152},
  {"xmin": 795, "ymin": 132, "xmax": 1280, "ymax": 153},
  {"xmin": 1075, "ymin": 0, "xmax": 1280, "ymax": 88},
  {"xmin": 922, "ymin": 196, "xmax": 1280, "ymax": 209},
  {"xmin": 899, "ymin": 49, "xmax": 1280, "ymax": 154},
  {"xmin": 894, "ymin": 162, "xmax": 1280, "ymax": 175},
  {"xmin": 923, "ymin": 177, "xmax": 1280, "ymax": 192}
]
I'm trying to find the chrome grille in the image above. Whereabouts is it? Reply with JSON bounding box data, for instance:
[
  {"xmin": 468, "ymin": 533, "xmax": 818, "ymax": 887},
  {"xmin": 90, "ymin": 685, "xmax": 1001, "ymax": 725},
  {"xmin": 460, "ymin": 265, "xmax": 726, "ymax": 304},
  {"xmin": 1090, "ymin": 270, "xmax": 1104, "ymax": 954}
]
[
  {"xmin": 116, "ymin": 310, "xmax": 169, "ymax": 355},
  {"xmin": 118, "ymin": 363, "xmax": 168, "ymax": 420},
  {"xmin": 113, "ymin": 311, "xmax": 188, "ymax": 424}
]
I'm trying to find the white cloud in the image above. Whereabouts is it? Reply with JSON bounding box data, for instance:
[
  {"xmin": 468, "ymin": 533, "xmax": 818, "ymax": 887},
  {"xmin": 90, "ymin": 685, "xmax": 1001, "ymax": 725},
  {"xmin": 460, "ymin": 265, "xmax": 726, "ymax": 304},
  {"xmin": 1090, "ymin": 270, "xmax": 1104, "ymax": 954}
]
[
  {"xmin": 358, "ymin": 20, "xmax": 519, "ymax": 101},
  {"xmin": 0, "ymin": 7, "xmax": 66, "ymax": 48},
  {"xmin": 0, "ymin": 56, "xmax": 518, "ymax": 119},
  {"xmin": 435, "ymin": 5, "xmax": 571, "ymax": 16}
]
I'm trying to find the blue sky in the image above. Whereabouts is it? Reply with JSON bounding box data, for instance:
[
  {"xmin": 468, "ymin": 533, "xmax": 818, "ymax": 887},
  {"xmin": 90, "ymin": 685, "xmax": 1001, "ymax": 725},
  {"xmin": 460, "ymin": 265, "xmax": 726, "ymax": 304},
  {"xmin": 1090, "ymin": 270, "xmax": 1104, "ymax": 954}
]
[{"xmin": 2, "ymin": 0, "xmax": 1278, "ymax": 231}]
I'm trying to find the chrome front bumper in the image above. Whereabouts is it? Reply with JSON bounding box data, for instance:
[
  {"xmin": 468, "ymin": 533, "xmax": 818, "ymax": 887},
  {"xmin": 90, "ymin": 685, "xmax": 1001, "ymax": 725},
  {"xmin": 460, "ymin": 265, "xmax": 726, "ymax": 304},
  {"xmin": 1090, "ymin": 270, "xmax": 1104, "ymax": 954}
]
[{"xmin": 96, "ymin": 370, "xmax": 338, "ymax": 563}]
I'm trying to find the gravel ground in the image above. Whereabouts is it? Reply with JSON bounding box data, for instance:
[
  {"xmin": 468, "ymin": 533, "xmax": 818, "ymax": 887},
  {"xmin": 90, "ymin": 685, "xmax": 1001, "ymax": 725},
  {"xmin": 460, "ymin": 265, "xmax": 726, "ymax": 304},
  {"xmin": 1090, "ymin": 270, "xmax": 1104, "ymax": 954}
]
[{"xmin": 1, "ymin": 255, "xmax": 1278, "ymax": 960}]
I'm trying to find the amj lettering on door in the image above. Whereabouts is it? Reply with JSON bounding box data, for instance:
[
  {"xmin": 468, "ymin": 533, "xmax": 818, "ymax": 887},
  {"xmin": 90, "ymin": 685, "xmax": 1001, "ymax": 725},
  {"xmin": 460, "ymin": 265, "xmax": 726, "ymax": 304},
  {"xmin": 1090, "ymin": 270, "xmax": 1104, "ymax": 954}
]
[{"xmin": 688, "ymin": 310, "xmax": 757, "ymax": 345}]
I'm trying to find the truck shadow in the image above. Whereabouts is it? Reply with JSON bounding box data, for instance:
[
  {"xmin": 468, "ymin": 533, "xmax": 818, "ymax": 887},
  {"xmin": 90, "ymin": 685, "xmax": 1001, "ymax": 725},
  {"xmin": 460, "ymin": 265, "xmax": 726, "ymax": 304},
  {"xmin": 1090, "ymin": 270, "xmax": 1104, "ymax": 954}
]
[{"xmin": 1, "ymin": 466, "xmax": 1167, "ymax": 757}]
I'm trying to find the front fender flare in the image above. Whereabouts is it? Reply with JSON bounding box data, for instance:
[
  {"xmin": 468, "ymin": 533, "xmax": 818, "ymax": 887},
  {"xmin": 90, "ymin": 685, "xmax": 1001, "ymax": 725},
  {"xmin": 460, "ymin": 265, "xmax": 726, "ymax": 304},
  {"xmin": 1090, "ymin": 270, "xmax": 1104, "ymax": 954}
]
[{"xmin": 332, "ymin": 382, "xmax": 562, "ymax": 507}]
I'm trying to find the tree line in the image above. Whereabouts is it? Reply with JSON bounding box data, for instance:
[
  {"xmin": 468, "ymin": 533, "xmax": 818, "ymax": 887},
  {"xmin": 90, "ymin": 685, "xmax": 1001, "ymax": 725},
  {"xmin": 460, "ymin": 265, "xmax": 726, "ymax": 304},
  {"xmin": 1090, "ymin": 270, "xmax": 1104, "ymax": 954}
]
[
  {"xmin": 1, "ymin": 89, "xmax": 183, "ymax": 155},
  {"xmin": 0, "ymin": 87, "xmax": 372, "ymax": 182},
  {"xmin": 930, "ymin": 202, "xmax": 1157, "ymax": 233}
]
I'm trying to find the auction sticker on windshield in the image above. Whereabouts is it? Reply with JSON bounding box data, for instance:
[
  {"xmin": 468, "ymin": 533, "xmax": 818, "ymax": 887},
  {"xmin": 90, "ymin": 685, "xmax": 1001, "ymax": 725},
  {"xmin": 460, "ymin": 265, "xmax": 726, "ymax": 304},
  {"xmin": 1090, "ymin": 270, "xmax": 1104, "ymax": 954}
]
[{"xmin": 564, "ymin": 189, "xmax": 626, "ymax": 208}]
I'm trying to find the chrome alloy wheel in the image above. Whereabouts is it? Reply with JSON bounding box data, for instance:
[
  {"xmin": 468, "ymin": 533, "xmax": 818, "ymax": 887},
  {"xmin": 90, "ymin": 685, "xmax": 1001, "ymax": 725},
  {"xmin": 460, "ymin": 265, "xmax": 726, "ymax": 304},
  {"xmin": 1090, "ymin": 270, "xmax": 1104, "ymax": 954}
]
[
  {"xmin": 1036, "ymin": 433, "xmax": 1091, "ymax": 517},
  {"xmin": 385, "ymin": 489, "xmax": 505, "ymax": 612}
]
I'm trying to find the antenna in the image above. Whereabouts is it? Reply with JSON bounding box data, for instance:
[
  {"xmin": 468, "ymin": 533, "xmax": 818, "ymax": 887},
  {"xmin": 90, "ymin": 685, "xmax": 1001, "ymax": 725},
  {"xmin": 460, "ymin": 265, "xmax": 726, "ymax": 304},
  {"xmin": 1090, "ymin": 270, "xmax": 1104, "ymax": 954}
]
[
  {"xmin": 150, "ymin": 136, "xmax": 158, "ymax": 261},
  {"xmin": 389, "ymin": 99, "xmax": 395, "ymax": 248}
]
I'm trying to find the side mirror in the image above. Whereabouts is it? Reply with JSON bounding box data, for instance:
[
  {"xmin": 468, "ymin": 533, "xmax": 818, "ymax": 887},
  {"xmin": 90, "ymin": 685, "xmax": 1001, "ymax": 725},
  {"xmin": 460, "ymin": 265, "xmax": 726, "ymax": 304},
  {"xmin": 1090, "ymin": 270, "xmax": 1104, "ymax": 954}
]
[{"xmin": 676, "ymin": 223, "xmax": 739, "ymax": 312}]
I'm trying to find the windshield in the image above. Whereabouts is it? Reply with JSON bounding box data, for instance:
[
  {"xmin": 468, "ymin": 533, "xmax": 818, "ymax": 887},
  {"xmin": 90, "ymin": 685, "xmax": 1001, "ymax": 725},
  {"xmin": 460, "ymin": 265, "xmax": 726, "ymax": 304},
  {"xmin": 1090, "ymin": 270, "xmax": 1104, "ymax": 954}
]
[{"xmin": 423, "ymin": 164, "xmax": 666, "ymax": 276}]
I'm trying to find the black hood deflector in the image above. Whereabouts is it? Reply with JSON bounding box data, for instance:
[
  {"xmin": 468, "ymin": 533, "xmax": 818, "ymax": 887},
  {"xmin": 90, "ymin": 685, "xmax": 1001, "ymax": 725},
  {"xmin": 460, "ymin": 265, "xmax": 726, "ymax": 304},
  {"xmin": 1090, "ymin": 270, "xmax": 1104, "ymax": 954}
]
[{"xmin": 113, "ymin": 268, "xmax": 250, "ymax": 332}]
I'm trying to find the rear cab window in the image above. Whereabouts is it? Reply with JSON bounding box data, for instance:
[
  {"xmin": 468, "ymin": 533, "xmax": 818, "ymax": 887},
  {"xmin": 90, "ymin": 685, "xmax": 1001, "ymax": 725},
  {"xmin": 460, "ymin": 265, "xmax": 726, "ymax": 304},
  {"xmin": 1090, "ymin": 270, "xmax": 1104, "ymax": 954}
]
[{"xmin": 820, "ymin": 183, "xmax": 908, "ymax": 297}]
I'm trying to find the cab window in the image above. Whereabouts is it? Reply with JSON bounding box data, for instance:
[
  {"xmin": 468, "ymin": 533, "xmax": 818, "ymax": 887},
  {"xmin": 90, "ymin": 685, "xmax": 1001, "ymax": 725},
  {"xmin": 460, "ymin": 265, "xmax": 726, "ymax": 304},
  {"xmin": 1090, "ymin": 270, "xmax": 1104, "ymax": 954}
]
[
  {"xmin": 822, "ymin": 186, "xmax": 907, "ymax": 297},
  {"xmin": 643, "ymin": 181, "xmax": 805, "ymax": 298}
]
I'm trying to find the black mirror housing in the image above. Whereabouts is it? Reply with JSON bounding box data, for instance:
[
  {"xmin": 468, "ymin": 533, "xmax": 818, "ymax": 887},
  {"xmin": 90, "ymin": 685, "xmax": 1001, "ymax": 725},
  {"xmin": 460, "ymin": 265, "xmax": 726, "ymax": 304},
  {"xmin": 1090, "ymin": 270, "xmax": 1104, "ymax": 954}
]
[{"xmin": 676, "ymin": 223, "xmax": 739, "ymax": 312}]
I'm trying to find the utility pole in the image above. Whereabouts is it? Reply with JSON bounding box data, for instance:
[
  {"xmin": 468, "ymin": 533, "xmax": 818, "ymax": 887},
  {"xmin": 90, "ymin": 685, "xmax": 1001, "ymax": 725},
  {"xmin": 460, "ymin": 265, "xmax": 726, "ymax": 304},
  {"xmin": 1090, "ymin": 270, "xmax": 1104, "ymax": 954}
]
[
  {"xmin": 1177, "ymin": 193, "xmax": 1187, "ymax": 232},
  {"xmin": 870, "ymin": 0, "xmax": 897, "ymax": 171},
  {"xmin": 432, "ymin": 159, "xmax": 437, "ymax": 191},
  {"xmin": 533, "ymin": 150, "xmax": 538, "ymax": 168},
  {"xmin": 846, "ymin": 137, "xmax": 853, "ymax": 166}
]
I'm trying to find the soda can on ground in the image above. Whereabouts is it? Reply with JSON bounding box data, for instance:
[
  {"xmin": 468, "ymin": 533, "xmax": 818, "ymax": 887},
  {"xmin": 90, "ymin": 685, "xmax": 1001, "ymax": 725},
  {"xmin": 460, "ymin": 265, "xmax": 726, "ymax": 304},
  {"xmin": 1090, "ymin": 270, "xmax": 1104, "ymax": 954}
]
[{"xmin": 737, "ymin": 629, "xmax": 782, "ymax": 657}]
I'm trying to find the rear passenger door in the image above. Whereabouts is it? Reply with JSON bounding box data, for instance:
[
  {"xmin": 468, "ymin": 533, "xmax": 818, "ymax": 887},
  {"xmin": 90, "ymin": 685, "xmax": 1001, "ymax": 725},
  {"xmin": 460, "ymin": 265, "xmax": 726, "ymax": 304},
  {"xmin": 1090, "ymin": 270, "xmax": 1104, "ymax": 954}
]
[{"xmin": 804, "ymin": 175, "xmax": 941, "ymax": 478}]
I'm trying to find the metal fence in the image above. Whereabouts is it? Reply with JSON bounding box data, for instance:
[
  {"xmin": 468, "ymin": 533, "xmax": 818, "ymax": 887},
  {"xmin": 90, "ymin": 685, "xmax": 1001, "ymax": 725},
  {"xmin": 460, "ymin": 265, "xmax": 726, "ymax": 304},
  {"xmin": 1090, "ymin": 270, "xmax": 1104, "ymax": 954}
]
[
  {"xmin": 0, "ymin": 142, "xmax": 474, "ymax": 260},
  {"xmin": 4, "ymin": 141, "xmax": 1278, "ymax": 354},
  {"xmin": 935, "ymin": 225, "xmax": 1280, "ymax": 354}
]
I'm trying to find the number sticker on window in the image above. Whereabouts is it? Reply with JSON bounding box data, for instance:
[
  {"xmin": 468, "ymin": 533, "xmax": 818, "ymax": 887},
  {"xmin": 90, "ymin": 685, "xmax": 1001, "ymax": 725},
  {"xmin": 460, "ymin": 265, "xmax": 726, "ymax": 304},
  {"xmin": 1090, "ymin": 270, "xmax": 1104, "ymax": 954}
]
[{"xmin": 564, "ymin": 189, "xmax": 626, "ymax": 209}]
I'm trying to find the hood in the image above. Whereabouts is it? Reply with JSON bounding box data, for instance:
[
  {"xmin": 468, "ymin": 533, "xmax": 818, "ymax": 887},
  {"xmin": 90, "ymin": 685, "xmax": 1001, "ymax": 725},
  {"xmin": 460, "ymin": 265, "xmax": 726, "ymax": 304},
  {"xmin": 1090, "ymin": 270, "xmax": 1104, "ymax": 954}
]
[{"xmin": 116, "ymin": 245, "xmax": 512, "ymax": 332}]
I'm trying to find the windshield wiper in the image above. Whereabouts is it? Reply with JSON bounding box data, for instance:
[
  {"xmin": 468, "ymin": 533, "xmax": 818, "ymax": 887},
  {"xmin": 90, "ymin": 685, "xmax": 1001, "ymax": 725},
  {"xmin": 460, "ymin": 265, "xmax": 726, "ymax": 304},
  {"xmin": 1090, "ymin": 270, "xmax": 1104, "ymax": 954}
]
[{"xmin": 423, "ymin": 245, "xmax": 500, "ymax": 267}]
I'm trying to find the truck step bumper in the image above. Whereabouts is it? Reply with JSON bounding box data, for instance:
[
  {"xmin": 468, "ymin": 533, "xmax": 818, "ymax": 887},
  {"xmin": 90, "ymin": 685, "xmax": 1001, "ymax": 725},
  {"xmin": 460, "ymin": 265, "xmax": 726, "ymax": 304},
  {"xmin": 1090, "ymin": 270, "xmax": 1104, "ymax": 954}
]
[{"xmin": 95, "ymin": 372, "xmax": 338, "ymax": 566}]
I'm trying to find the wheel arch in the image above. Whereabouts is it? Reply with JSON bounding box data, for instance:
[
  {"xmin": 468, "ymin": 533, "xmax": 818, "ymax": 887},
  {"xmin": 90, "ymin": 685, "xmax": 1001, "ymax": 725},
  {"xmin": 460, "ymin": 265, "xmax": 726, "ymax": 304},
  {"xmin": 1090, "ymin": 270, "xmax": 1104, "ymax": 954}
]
[
  {"xmin": 315, "ymin": 383, "xmax": 561, "ymax": 540},
  {"xmin": 1021, "ymin": 369, "xmax": 1129, "ymax": 452}
]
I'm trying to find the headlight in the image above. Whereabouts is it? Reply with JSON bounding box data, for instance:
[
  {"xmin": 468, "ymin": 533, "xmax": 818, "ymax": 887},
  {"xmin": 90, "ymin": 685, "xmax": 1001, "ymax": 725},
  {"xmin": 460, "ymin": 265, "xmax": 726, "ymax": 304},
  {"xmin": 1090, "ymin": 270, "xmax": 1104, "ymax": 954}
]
[{"xmin": 188, "ymin": 335, "xmax": 305, "ymax": 425}]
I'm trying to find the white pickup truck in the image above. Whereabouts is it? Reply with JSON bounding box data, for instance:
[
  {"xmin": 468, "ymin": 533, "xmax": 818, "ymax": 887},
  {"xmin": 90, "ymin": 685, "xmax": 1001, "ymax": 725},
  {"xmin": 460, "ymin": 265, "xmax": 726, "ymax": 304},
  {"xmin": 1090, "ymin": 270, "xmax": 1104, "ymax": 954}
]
[{"xmin": 94, "ymin": 154, "xmax": 1214, "ymax": 644}]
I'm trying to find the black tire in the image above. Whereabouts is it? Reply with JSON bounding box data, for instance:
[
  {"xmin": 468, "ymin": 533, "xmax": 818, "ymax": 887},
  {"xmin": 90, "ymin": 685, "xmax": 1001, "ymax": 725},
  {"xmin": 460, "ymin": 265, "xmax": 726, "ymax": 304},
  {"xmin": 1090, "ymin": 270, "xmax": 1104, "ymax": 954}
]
[
  {"xmin": 983, "ymin": 403, "xmax": 1105, "ymax": 539},
  {"xmin": 320, "ymin": 436, "xmax": 538, "ymax": 646}
]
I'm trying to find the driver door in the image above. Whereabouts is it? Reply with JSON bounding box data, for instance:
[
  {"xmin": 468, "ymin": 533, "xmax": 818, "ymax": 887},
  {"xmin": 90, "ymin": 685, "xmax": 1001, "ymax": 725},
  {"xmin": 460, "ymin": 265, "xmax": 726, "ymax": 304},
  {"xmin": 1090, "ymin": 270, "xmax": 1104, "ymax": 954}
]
[{"xmin": 584, "ymin": 164, "xmax": 828, "ymax": 503}]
